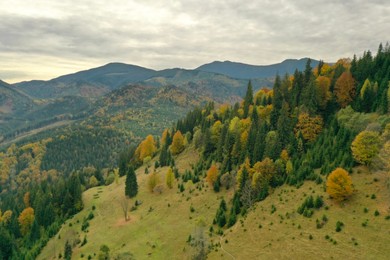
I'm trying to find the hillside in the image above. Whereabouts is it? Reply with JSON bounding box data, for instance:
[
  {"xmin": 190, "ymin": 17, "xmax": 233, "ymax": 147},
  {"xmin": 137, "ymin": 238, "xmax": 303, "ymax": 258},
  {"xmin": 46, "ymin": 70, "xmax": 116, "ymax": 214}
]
[
  {"xmin": 196, "ymin": 58, "xmax": 320, "ymax": 79},
  {"xmin": 38, "ymin": 147, "xmax": 390, "ymax": 259}
]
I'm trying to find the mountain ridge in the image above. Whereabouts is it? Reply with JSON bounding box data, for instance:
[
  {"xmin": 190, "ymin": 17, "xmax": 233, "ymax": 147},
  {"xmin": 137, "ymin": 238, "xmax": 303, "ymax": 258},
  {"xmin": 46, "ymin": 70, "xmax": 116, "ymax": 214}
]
[{"xmin": 196, "ymin": 58, "xmax": 321, "ymax": 79}]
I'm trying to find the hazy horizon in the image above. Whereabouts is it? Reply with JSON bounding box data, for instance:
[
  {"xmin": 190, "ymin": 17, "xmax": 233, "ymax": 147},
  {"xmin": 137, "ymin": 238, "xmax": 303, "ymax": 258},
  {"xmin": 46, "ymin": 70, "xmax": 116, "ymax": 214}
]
[{"xmin": 1, "ymin": 0, "xmax": 389, "ymax": 83}]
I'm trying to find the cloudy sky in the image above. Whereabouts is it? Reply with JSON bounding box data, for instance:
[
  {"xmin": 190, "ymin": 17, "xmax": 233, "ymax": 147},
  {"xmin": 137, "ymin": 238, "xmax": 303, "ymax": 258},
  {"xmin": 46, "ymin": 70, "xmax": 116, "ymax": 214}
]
[{"xmin": 0, "ymin": 0, "xmax": 389, "ymax": 83}]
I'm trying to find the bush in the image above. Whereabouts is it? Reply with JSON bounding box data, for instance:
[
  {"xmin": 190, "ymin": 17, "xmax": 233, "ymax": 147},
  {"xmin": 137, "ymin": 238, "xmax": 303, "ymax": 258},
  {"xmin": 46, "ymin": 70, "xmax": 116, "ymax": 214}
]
[{"xmin": 336, "ymin": 221, "xmax": 344, "ymax": 232}]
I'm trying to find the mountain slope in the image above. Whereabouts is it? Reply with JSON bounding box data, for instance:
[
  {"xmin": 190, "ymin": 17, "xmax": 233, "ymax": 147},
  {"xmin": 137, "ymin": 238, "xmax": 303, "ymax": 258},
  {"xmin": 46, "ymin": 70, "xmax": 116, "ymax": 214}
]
[
  {"xmin": 38, "ymin": 147, "xmax": 390, "ymax": 260},
  {"xmin": 196, "ymin": 58, "xmax": 320, "ymax": 79},
  {"xmin": 13, "ymin": 63, "xmax": 157, "ymax": 99}
]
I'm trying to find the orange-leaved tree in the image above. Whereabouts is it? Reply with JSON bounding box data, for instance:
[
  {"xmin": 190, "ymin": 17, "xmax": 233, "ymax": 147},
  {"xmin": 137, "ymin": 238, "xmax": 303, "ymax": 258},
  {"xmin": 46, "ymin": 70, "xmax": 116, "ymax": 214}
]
[
  {"xmin": 18, "ymin": 207, "xmax": 35, "ymax": 236},
  {"xmin": 170, "ymin": 130, "xmax": 185, "ymax": 155},
  {"xmin": 206, "ymin": 165, "xmax": 218, "ymax": 186},
  {"xmin": 351, "ymin": 130, "xmax": 380, "ymax": 166},
  {"xmin": 326, "ymin": 168, "xmax": 352, "ymax": 201},
  {"xmin": 334, "ymin": 71, "xmax": 356, "ymax": 108}
]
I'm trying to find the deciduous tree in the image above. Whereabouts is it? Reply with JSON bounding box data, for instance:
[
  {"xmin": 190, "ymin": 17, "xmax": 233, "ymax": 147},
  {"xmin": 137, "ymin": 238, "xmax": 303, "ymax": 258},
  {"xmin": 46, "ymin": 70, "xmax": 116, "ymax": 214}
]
[
  {"xmin": 326, "ymin": 168, "xmax": 352, "ymax": 201},
  {"xmin": 166, "ymin": 167, "xmax": 174, "ymax": 189},
  {"xmin": 206, "ymin": 165, "xmax": 218, "ymax": 186},
  {"xmin": 170, "ymin": 130, "xmax": 185, "ymax": 155},
  {"xmin": 334, "ymin": 71, "xmax": 356, "ymax": 108},
  {"xmin": 351, "ymin": 130, "xmax": 380, "ymax": 166},
  {"xmin": 18, "ymin": 207, "xmax": 35, "ymax": 236}
]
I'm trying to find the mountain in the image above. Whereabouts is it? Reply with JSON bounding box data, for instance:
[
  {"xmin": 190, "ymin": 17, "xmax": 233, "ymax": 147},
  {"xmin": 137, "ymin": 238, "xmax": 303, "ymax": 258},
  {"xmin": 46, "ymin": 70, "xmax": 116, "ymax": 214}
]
[
  {"xmin": 13, "ymin": 63, "xmax": 157, "ymax": 99},
  {"xmin": 12, "ymin": 59, "xmax": 290, "ymax": 99},
  {"xmin": 196, "ymin": 58, "xmax": 320, "ymax": 79},
  {"xmin": 0, "ymin": 80, "xmax": 36, "ymax": 139}
]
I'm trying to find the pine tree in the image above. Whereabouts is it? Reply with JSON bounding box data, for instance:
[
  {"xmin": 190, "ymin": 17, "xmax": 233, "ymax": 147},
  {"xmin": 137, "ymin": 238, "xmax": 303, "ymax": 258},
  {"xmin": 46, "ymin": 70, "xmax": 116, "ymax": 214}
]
[
  {"xmin": 125, "ymin": 166, "xmax": 138, "ymax": 198},
  {"xmin": 64, "ymin": 240, "xmax": 72, "ymax": 260},
  {"xmin": 243, "ymin": 81, "xmax": 254, "ymax": 118}
]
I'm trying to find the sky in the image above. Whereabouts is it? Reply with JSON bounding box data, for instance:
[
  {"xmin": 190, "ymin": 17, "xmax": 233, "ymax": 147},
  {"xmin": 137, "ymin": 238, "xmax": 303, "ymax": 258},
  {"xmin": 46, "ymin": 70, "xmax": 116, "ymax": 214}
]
[{"xmin": 0, "ymin": 0, "xmax": 389, "ymax": 83}]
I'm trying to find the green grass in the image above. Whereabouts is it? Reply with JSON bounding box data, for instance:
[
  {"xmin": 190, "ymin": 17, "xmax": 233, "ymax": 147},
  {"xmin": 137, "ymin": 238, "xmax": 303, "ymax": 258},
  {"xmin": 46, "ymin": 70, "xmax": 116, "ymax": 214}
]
[
  {"xmin": 208, "ymin": 167, "xmax": 390, "ymax": 259},
  {"xmin": 38, "ymin": 147, "xmax": 233, "ymax": 259},
  {"xmin": 39, "ymin": 150, "xmax": 390, "ymax": 259}
]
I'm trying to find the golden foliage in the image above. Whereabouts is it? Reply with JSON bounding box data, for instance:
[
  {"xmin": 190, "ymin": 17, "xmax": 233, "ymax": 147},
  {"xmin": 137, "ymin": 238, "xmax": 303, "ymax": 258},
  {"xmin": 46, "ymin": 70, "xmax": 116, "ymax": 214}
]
[
  {"xmin": 135, "ymin": 135, "xmax": 157, "ymax": 162},
  {"xmin": 147, "ymin": 172, "xmax": 160, "ymax": 193},
  {"xmin": 334, "ymin": 71, "xmax": 356, "ymax": 108},
  {"xmin": 170, "ymin": 130, "xmax": 185, "ymax": 155},
  {"xmin": 166, "ymin": 167, "xmax": 175, "ymax": 189},
  {"xmin": 351, "ymin": 130, "xmax": 381, "ymax": 165},
  {"xmin": 326, "ymin": 168, "xmax": 353, "ymax": 201},
  {"xmin": 253, "ymin": 157, "xmax": 275, "ymax": 181},
  {"xmin": 18, "ymin": 207, "xmax": 35, "ymax": 236},
  {"xmin": 295, "ymin": 113, "xmax": 323, "ymax": 142},
  {"xmin": 206, "ymin": 165, "xmax": 218, "ymax": 186},
  {"xmin": 280, "ymin": 149, "xmax": 289, "ymax": 162}
]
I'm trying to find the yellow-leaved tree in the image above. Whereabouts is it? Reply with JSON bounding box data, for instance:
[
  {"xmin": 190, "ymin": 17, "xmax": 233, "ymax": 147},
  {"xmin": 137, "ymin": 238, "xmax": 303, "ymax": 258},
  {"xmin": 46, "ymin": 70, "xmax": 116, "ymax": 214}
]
[
  {"xmin": 206, "ymin": 165, "xmax": 218, "ymax": 186},
  {"xmin": 166, "ymin": 167, "xmax": 175, "ymax": 189},
  {"xmin": 18, "ymin": 207, "xmax": 35, "ymax": 236},
  {"xmin": 326, "ymin": 168, "xmax": 353, "ymax": 201},
  {"xmin": 351, "ymin": 130, "xmax": 380, "ymax": 166},
  {"xmin": 134, "ymin": 135, "xmax": 157, "ymax": 162},
  {"xmin": 295, "ymin": 113, "xmax": 323, "ymax": 142},
  {"xmin": 170, "ymin": 130, "xmax": 185, "ymax": 155}
]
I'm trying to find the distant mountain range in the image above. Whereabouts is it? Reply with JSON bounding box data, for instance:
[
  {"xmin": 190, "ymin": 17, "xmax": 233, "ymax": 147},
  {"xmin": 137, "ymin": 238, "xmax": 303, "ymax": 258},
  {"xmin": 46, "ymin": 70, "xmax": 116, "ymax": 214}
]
[{"xmin": 0, "ymin": 58, "xmax": 320, "ymax": 143}]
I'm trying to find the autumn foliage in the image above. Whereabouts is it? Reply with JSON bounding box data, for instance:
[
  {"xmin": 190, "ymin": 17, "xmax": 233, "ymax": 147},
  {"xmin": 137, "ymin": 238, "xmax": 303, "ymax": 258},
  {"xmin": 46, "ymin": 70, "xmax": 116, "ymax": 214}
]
[
  {"xmin": 18, "ymin": 207, "xmax": 35, "ymax": 236},
  {"xmin": 326, "ymin": 168, "xmax": 353, "ymax": 201},
  {"xmin": 295, "ymin": 113, "xmax": 323, "ymax": 142},
  {"xmin": 334, "ymin": 71, "xmax": 356, "ymax": 108},
  {"xmin": 206, "ymin": 165, "xmax": 218, "ymax": 185},
  {"xmin": 134, "ymin": 135, "xmax": 157, "ymax": 162},
  {"xmin": 170, "ymin": 130, "xmax": 185, "ymax": 155},
  {"xmin": 351, "ymin": 130, "xmax": 381, "ymax": 165}
]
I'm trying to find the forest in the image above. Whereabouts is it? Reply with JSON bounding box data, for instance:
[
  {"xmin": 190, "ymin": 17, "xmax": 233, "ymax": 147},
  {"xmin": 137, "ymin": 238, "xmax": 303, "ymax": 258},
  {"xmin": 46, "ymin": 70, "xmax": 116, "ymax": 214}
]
[{"xmin": 1, "ymin": 43, "xmax": 390, "ymax": 259}]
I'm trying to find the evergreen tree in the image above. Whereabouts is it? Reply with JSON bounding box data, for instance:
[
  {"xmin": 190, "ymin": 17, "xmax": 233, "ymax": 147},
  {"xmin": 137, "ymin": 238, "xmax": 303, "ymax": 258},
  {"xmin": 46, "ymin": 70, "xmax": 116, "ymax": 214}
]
[
  {"xmin": 270, "ymin": 75, "xmax": 282, "ymax": 129},
  {"xmin": 243, "ymin": 81, "xmax": 254, "ymax": 118},
  {"xmin": 125, "ymin": 166, "xmax": 138, "ymax": 198},
  {"xmin": 64, "ymin": 240, "xmax": 72, "ymax": 260}
]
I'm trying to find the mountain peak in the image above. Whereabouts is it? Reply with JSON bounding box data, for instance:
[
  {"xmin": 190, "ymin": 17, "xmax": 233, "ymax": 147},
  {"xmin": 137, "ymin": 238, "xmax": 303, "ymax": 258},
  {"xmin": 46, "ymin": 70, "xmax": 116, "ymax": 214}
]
[{"xmin": 196, "ymin": 58, "xmax": 319, "ymax": 79}]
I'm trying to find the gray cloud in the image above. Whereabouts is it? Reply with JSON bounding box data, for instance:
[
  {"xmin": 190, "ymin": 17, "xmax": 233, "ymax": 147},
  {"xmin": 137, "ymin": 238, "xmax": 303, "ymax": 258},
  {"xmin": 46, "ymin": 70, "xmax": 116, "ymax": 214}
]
[{"xmin": 0, "ymin": 0, "xmax": 389, "ymax": 82}]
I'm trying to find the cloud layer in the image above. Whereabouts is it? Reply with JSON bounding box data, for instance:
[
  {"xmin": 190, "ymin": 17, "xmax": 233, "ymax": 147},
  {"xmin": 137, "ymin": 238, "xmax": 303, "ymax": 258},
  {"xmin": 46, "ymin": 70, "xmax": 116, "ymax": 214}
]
[{"xmin": 0, "ymin": 0, "xmax": 389, "ymax": 82}]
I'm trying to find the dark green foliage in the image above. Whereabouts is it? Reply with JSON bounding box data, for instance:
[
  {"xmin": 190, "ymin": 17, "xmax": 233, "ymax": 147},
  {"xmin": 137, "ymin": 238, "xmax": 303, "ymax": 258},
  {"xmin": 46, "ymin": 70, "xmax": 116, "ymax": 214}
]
[
  {"xmin": 64, "ymin": 240, "xmax": 72, "ymax": 260},
  {"xmin": 336, "ymin": 221, "xmax": 344, "ymax": 232},
  {"xmin": 214, "ymin": 199, "xmax": 227, "ymax": 228},
  {"xmin": 41, "ymin": 126, "xmax": 130, "ymax": 175},
  {"xmin": 243, "ymin": 81, "xmax": 254, "ymax": 118},
  {"xmin": 0, "ymin": 227, "xmax": 14, "ymax": 259},
  {"xmin": 298, "ymin": 195, "xmax": 323, "ymax": 217},
  {"xmin": 125, "ymin": 166, "xmax": 138, "ymax": 198}
]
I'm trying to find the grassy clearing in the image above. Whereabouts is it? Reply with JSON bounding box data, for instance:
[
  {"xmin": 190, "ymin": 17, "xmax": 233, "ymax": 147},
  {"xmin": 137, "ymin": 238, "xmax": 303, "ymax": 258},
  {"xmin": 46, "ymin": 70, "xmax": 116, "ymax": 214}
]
[
  {"xmin": 39, "ymin": 148, "xmax": 233, "ymax": 259},
  {"xmin": 209, "ymin": 167, "xmax": 390, "ymax": 260},
  {"xmin": 39, "ymin": 147, "xmax": 389, "ymax": 259}
]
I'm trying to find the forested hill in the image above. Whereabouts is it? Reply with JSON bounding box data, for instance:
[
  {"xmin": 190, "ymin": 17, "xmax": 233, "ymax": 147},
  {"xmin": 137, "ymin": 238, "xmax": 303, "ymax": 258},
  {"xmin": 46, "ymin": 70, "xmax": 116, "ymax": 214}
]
[
  {"xmin": 1, "ymin": 43, "xmax": 390, "ymax": 259},
  {"xmin": 196, "ymin": 58, "xmax": 320, "ymax": 79}
]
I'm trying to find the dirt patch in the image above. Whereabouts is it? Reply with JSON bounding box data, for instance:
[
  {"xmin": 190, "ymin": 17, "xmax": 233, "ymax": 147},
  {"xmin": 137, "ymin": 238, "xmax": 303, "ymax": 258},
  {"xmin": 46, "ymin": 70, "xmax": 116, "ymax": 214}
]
[{"xmin": 114, "ymin": 215, "xmax": 139, "ymax": 227}]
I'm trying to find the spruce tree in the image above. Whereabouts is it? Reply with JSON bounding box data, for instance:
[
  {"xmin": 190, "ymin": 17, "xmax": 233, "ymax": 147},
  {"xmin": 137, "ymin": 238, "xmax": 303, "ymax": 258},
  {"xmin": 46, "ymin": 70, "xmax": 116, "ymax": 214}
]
[
  {"xmin": 125, "ymin": 166, "xmax": 138, "ymax": 198},
  {"xmin": 243, "ymin": 81, "xmax": 254, "ymax": 118}
]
